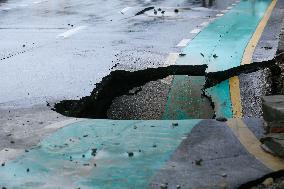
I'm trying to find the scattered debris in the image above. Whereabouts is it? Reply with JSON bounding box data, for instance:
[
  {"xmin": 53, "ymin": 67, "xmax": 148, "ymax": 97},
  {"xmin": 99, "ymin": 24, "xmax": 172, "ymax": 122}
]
[
  {"xmin": 91, "ymin": 148, "xmax": 97, "ymax": 156},
  {"xmin": 172, "ymin": 122, "xmax": 179, "ymax": 127},
  {"xmin": 260, "ymin": 134, "xmax": 284, "ymax": 158},
  {"xmin": 213, "ymin": 54, "xmax": 218, "ymax": 58},
  {"xmin": 179, "ymin": 53, "xmax": 186, "ymax": 56}
]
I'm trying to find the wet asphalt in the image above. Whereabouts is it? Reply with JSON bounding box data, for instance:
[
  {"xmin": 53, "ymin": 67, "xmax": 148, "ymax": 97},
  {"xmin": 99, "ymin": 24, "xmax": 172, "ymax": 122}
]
[{"xmin": 0, "ymin": 0, "xmax": 225, "ymax": 106}]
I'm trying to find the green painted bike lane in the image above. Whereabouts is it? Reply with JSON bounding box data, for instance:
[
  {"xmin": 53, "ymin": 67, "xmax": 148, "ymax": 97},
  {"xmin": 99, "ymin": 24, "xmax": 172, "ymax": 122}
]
[
  {"xmin": 0, "ymin": 119, "xmax": 200, "ymax": 189},
  {"xmin": 163, "ymin": 0, "xmax": 272, "ymax": 119}
]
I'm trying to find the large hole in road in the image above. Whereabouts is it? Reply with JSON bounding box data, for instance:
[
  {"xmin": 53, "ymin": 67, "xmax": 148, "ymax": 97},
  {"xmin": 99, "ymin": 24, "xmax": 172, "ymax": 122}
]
[
  {"xmin": 54, "ymin": 65, "xmax": 210, "ymax": 119},
  {"xmin": 53, "ymin": 55, "xmax": 282, "ymax": 119}
]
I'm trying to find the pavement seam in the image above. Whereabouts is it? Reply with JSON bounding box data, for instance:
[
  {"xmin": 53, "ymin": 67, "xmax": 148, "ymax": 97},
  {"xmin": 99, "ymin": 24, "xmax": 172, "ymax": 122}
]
[{"xmin": 227, "ymin": 118, "xmax": 284, "ymax": 171}]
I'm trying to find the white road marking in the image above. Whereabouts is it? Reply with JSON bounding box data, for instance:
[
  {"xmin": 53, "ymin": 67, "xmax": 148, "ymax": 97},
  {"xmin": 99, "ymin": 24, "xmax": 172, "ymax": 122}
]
[
  {"xmin": 216, "ymin": 13, "xmax": 224, "ymax": 17},
  {"xmin": 200, "ymin": 21, "xmax": 209, "ymax": 26},
  {"xmin": 164, "ymin": 53, "xmax": 179, "ymax": 66},
  {"xmin": 44, "ymin": 118, "xmax": 83, "ymax": 130},
  {"xmin": 227, "ymin": 6, "xmax": 233, "ymax": 9},
  {"xmin": 2, "ymin": 7, "xmax": 11, "ymax": 10},
  {"xmin": 57, "ymin": 26, "xmax": 87, "ymax": 38},
  {"xmin": 120, "ymin": 7, "xmax": 131, "ymax": 14},
  {"xmin": 176, "ymin": 39, "xmax": 191, "ymax": 47},
  {"xmin": 190, "ymin": 28, "xmax": 201, "ymax": 34},
  {"xmin": 221, "ymin": 10, "xmax": 229, "ymax": 13},
  {"xmin": 18, "ymin": 4, "xmax": 28, "ymax": 7},
  {"xmin": 232, "ymin": 3, "xmax": 237, "ymax": 6},
  {"xmin": 161, "ymin": 53, "xmax": 178, "ymax": 85}
]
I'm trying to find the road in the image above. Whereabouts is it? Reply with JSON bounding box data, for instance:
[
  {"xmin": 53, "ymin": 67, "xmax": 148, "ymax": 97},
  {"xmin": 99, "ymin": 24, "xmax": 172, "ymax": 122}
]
[
  {"xmin": 0, "ymin": 0, "xmax": 284, "ymax": 188},
  {"xmin": 0, "ymin": 0, "xmax": 230, "ymax": 106}
]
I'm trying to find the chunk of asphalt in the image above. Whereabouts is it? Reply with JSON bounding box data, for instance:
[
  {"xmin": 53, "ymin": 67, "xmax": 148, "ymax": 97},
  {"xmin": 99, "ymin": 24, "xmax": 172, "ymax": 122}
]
[{"xmin": 260, "ymin": 133, "xmax": 284, "ymax": 158}]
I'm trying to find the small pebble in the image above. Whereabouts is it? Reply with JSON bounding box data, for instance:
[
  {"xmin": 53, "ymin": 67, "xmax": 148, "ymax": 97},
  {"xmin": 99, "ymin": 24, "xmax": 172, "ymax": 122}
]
[
  {"xmin": 172, "ymin": 122, "xmax": 179, "ymax": 127},
  {"xmin": 128, "ymin": 152, "xmax": 134, "ymax": 157}
]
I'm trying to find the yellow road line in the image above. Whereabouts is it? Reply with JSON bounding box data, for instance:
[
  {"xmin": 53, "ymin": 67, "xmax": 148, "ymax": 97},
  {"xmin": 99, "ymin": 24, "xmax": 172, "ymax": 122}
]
[
  {"xmin": 241, "ymin": 0, "xmax": 278, "ymax": 65},
  {"xmin": 230, "ymin": 0, "xmax": 277, "ymax": 118},
  {"xmin": 227, "ymin": 119, "xmax": 284, "ymax": 171},
  {"xmin": 229, "ymin": 76, "xmax": 243, "ymax": 118}
]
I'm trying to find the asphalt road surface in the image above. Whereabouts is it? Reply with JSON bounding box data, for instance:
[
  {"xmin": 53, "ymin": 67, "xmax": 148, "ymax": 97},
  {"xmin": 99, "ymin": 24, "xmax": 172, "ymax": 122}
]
[{"xmin": 0, "ymin": 0, "xmax": 234, "ymax": 107}]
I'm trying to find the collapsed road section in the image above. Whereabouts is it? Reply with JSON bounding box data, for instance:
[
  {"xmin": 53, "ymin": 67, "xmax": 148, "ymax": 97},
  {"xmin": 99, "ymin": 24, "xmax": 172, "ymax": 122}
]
[{"xmin": 54, "ymin": 0, "xmax": 284, "ymax": 120}]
